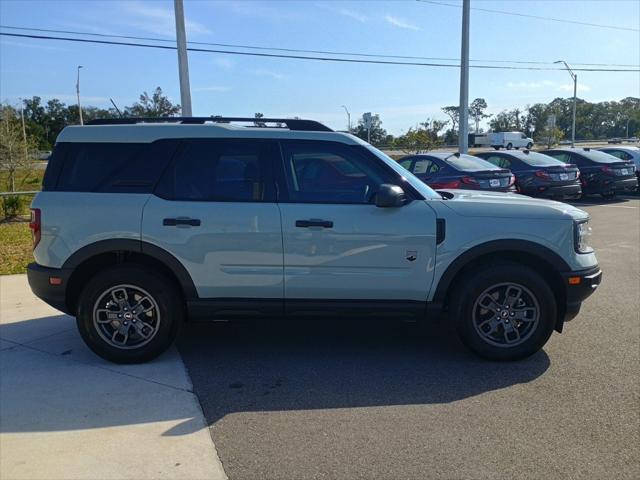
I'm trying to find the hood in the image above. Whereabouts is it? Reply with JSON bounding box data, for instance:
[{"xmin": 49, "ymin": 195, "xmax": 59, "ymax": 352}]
[{"xmin": 435, "ymin": 189, "xmax": 589, "ymax": 221}]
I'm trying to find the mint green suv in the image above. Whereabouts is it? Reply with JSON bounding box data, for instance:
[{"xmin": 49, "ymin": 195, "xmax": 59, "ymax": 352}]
[{"xmin": 27, "ymin": 117, "xmax": 601, "ymax": 363}]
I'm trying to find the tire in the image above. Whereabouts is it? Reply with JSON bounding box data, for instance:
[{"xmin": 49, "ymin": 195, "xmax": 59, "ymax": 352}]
[
  {"xmin": 493, "ymin": 146, "xmax": 501, "ymax": 151},
  {"xmin": 526, "ymin": 142, "xmax": 533, "ymax": 149},
  {"xmin": 506, "ymin": 143, "xmax": 513, "ymax": 150},
  {"xmin": 601, "ymin": 191, "xmax": 616, "ymax": 200},
  {"xmin": 450, "ymin": 262, "xmax": 556, "ymax": 361},
  {"xmin": 76, "ymin": 264, "xmax": 184, "ymax": 364}
]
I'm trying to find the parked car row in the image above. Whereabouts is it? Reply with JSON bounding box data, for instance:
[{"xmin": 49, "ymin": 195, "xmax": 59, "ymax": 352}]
[{"xmin": 399, "ymin": 147, "xmax": 638, "ymax": 200}]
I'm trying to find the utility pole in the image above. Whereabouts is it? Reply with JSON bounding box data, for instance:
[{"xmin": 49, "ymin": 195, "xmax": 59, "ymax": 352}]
[
  {"xmin": 76, "ymin": 65, "xmax": 83, "ymax": 125},
  {"xmin": 626, "ymin": 118, "xmax": 630, "ymax": 139},
  {"xmin": 555, "ymin": 60, "xmax": 577, "ymax": 147},
  {"xmin": 341, "ymin": 105, "xmax": 351, "ymax": 131},
  {"xmin": 458, "ymin": 0, "xmax": 470, "ymax": 153},
  {"xmin": 174, "ymin": 0, "xmax": 192, "ymax": 116}
]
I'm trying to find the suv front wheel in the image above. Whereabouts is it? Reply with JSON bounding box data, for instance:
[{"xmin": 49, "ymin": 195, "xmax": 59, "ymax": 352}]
[
  {"xmin": 76, "ymin": 265, "xmax": 183, "ymax": 363},
  {"xmin": 451, "ymin": 262, "xmax": 556, "ymax": 361}
]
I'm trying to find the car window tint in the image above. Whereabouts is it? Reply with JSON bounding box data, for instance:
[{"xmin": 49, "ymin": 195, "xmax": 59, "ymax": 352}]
[
  {"xmin": 413, "ymin": 159, "xmax": 432, "ymax": 174},
  {"xmin": 445, "ymin": 154, "xmax": 499, "ymax": 171},
  {"xmin": 281, "ymin": 141, "xmax": 387, "ymax": 204},
  {"xmin": 603, "ymin": 150, "xmax": 631, "ymax": 160},
  {"xmin": 157, "ymin": 139, "xmax": 275, "ymax": 202},
  {"xmin": 518, "ymin": 152, "xmax": 565, "ymax": 166},
  {"xmin": 399, "ymin": 158, "xmax": 413, "ymax": 169},
  {"xmin": 546, "ymin": 152, "xmax": 571, "ymax": 163}
]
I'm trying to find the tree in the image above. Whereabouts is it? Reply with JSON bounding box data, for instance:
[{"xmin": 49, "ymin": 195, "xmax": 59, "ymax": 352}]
[
  {"xmin": 125, "ymin": 87, "xmax": 181, "ymax": 117},
  {"xmin": 351, "ymin": 113, "xmax": 388, "ymax": 145},
  {"xmin": 395, "ymin": 119, "xmax": 448, "ymax": 153},
  {"xmin": 441, "ymin": 106, "xmax": 460, "ymax": 133},
  {"xmin": 0, "ymin": 105, "xmax": 37, "ymax": 192},
  {"xmin": 469, "ymin": 98, "xmax": 490, "ymax": 133},
  {"xmin": 253, "ymin": 112, "xmax": 266, "ymax": 127}
]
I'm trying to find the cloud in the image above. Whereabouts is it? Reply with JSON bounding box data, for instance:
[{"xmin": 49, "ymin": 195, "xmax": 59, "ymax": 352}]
[
  {"xmin": 384, "ymin": 15, "xmax": 421, "ymax": 31},
  {"xmin": 559, "ymin": 83, "xmax": 591, "ymax": 93},
  {"xmin": 315, "ymin": 3, "xmax": 368, "ymax": 23},
  {"xmin": 220, "ymin": 1, "xmax": 304, "ymax": 22},
  {"xmin": 193, "ymin": 86, "xmax": 231, "ymax": 92},
  {"xmin": 249, "ymin": 68, "xmax": 288, "ymax": 80},
  {"xmin": 213, "ymin": 57, "xmax": 234, "ymax": 70},
  {"xmin": 122, "ymin": 1, "xmax": 211, "ymax": 37},
  {"xmin": 0, "ymin": 39, "xmax": 68, "ymax": 52}
]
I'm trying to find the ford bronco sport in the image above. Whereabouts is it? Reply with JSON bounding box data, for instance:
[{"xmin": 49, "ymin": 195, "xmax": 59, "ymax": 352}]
[{"xmin": 27, "ymin": 117, "xmax": 601, "ymax": 363}]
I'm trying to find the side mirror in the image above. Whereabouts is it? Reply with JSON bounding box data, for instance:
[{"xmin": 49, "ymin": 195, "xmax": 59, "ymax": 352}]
[{"xmin": 374, "ymin": 184, "xmax": 407, "ymax": 208}]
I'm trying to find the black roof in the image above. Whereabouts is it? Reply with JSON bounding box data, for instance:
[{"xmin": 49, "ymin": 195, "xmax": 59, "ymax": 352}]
[{"xmin": 86, "ymin": 116, "xmax": 333, "ymax": 132}]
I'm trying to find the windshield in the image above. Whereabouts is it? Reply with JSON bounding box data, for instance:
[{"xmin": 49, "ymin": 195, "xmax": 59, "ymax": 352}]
[
  {"xmin": 518, "ymin": 152, "xmax": 566, "ymax": 166},
  {"xmin": 582, "ymin": 150, "xmax": 628, "ymax": 163},
  {"xmin": 444, "ymin": 154, "xmax": 500, "ymax": 171},
  {"xmin": 364, "ymin": 145, "xmax": 442, "ymax": 199}
]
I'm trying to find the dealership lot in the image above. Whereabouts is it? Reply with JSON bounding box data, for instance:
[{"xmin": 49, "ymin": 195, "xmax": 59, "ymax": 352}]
[
  {"xmin": 178, "ymin": 196, "xmax": 639, "ymax": 480},
  {"xmin": 1, "ymin": 197, "xmax": 638, "ymax": 480}
]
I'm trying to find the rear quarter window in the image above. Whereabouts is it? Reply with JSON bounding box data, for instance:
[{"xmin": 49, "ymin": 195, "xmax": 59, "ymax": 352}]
[{"xmin": 51, "ymin": 141, "xmax": 178, "ymax": 193}]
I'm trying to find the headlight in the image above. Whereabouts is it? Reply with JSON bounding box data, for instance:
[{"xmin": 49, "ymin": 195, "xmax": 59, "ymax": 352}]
[{"xmin": 574, "ymin": 219, "xmax": 593, "ymax": 253}]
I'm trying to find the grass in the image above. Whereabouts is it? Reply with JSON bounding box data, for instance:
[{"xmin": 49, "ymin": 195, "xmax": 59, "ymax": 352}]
[{"xmin": 0, "ymin": 220, "xmax": 33, "ymax": 275}]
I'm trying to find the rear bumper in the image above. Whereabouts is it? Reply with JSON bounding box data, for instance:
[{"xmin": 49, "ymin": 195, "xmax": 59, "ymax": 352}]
[
  {"xmin": 523, "ymin": 183, "xmax": 582, "ymax": 199},
  {"xmin": 612, "ymin": 177, "xmax": 639, "ymax": 192},
  {"xmin": 586, "ymin": 176, "xmax": 638, "ymax": 194},
  {"xmin": 559, "ymin": 265, "xmax": 602, "ymax": 326},
  {"xmin": 27, "ymin": 263, "xmax": 72, "ymax": 315}
]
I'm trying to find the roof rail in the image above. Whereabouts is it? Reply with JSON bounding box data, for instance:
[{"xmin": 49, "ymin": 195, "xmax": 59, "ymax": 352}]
[{"xmin": 85, "ymin": 117, "xmax": 333, "ymax": 132}]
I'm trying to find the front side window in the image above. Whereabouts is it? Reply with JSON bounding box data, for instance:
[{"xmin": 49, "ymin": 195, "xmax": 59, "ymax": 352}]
[
  {"xmin": 280, "ymin": 141, "xmax": 388, "ymax": 204},
  {"xmin": 156, "ymin": 139, "xmax": 275, "ymax": 201}
]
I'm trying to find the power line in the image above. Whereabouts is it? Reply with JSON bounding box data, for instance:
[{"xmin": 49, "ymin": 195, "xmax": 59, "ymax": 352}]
[
  {"xmin": 417, "ymin": 0, "xmax": 640, "ymax": 32},
  {"xmin": 1, "ymin": 24, "xmax": 638, "ymax": 68},
  {"xmin": 1, "ymin": 32, "xmax": 639, "ymax": 72}
]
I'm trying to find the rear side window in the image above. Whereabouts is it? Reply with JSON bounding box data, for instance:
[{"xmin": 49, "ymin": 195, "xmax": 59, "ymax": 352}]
[
  {"xmin": 602, "ymin": 150, "xmax": 632, "ymax": 161},
  {"xmin": 155, "ymin": 139, "xmax": 277, "ymax": 202},
  {"xmin": 50, "ymin": 141, "xmax": 178, "ymax": 192}
]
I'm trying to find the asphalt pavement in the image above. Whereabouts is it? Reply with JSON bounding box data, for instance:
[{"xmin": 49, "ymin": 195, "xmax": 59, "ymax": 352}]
[{"xmin": 178, "ymin": 196, "xmax": 640, "ymax": 480}]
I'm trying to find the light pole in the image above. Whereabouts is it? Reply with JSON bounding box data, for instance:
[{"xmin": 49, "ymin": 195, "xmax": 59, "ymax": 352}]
[
  {"xmin": 626, "ymin": 118, "xmax": 630, "ymax": 139},
  {"xmin": 458, "ymin": 0, "xmax": 470, "ymax": 153},
  {"xmin": 76, "ymin": 65, "xmax": 83, "ymax": 125},
  {"xmin": 554, "ymin": 60, "xmax": 577, "ymax": 147},
  {"xmin": 174, "ymin": 0, "xmax": 193, "ymax": 116},
  {"xmin": 341, "ymin": 105, "xmax": 351, "ymax": 132}
]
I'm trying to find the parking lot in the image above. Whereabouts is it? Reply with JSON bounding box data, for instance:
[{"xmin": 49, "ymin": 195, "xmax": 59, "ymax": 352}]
[
  {"xmin": 1, "ymin": 196, "xmax": 638, "ymax": 480},
  {"xmin": 178, "ymin": 196, "xmax": 639, "ymax": 480}
]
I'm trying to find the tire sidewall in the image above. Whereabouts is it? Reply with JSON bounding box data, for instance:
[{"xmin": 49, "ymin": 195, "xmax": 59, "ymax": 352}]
[
  {"xmin": 76, "ymin": 265, "xmax": 183, "ymax": 363},
  {"xmin": 453, "ymin": 263, "xmax": 557, "ymax": 361}
]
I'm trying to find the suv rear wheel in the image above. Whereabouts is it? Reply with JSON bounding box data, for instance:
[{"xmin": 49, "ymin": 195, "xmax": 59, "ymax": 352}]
[
  {"xmin": 451, "ymin": 262, "xmax": 556, "ymax": 361},
  {"xmin": 76, "ymin": 265, "xmax": 183, "ymax": 363}
]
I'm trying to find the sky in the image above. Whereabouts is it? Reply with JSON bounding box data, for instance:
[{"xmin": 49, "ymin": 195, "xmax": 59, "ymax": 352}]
[{"xmin": 0, "ymin": 0, "xmax": 639, "ymax": 135}]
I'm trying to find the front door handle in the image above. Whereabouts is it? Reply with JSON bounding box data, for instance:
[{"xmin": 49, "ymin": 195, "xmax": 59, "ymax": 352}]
[
  {"xmin": 163, "ymin": 217, "xmax": 201, "ymax": 227},
  {"xmin": 295, "ymin": 219, "xmax": 333, "ymax": 228}
]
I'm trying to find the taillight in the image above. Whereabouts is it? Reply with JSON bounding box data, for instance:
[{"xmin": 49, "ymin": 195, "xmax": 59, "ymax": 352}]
[
  {"xmin": 461, "ymin": 176, "xmax": 479, "ymax": 185},
  {"xmin": 601, "ymin": 165, "xmax": 614, "ymax": 175},
  {"xmin": 535, "ymin": 170, "xmax": 551, "ymax": 180},
  {"xmin": 29, "ymin": 208, "xmax": 41, "ymax": 249},
  {"xmin": 430, "ymin": 180, "xmax": 461, "ymax": 189},
  {"xmin": 575, "ymin": 170, "xmax": 580, "ymax": 179},
  {"xmin": 508, "ymin": 175, "xmax": 516, "ymax": 186}
]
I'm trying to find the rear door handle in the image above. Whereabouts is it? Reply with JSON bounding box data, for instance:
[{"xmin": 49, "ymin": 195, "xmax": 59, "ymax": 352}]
[
  {"xmin": 163, "ymin": 217, "xmax": 201, "ymax": 227},
  {"xmin": 295, "ymin": 219, "xmax": 333, "ymax": 228}
]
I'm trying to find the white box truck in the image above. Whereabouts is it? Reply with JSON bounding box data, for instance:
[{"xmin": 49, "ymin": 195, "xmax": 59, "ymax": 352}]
[{"xmin": 470, "ymin": 132, "xmax": 534, "ymax": 150}]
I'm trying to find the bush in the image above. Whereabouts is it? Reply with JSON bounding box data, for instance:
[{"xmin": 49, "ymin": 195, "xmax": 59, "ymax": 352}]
[{"xmin": 2, "ymin": 195, "xmax": 22, "ymax": 219}]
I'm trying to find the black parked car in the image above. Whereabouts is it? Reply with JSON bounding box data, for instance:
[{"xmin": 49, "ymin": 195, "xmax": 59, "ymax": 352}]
[
  {"xmin": 475, "ymin": 150, "xmax": 581, "ymax": 200},
  {"xmin": 398, "ymin": 153, "xmax": 515, "ymax": 192},
  {"xmin": 543, "ymin": 148, "xmax": 637, "ymax": 199}
]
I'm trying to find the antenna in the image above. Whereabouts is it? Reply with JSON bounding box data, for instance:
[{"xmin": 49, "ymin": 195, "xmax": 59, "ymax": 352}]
[{"xmin": 109, "ymin": 98, "xmax": 123, "ymax": 118}]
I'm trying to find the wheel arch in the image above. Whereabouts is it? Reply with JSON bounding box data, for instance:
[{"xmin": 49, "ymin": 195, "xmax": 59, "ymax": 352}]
[
  {"xmin": 433, "ymin": 240, "xmax": 568, "ymax": 330},
  {"xmin": 63, "ymin": 240, "xmax": 197, "ymax": 315}
]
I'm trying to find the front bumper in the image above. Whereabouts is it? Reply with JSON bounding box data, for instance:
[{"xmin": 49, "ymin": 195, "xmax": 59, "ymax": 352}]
[
  {"xmin": 27, "ymin": 263, "xmax": 72, "ymax": 315},
  {"xmin": 559, "ymin": 265, "xmax": 602, "ymax": 327}
]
